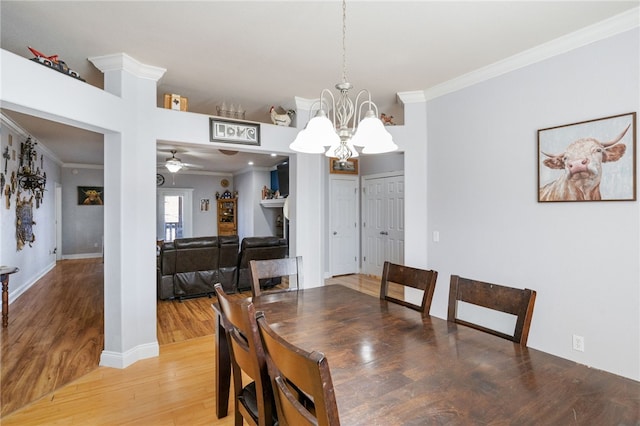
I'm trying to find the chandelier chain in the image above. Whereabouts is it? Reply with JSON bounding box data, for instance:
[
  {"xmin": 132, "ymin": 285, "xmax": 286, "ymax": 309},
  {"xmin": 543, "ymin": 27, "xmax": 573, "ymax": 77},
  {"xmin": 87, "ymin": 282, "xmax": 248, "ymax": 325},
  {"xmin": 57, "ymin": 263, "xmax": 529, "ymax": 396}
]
[{"xmin": 341, "ymin": 0, "xmax": 347, "ymax": 84}]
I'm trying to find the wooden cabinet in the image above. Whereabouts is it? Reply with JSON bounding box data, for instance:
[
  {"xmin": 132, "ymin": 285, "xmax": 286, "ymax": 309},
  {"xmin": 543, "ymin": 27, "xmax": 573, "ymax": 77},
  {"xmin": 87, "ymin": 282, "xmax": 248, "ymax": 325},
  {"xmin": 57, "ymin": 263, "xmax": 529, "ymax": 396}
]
[{"xmin": 217, "ymin": 198, "xmax": 237, "ymax": 236}]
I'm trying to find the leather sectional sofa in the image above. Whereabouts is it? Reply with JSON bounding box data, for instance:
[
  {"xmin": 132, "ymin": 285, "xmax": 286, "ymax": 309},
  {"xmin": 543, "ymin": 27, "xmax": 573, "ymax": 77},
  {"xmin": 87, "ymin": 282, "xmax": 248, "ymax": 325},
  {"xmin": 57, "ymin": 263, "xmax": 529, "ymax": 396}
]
[{"xmin": 157, "ymin": 235, "xmax": 287, "ymax": 300}]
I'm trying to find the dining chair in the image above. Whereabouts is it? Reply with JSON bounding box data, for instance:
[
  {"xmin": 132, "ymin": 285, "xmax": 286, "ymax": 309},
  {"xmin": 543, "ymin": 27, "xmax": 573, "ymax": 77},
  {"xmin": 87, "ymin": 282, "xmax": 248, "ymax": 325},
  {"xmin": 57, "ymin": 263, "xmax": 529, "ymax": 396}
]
[
  {"xmin": 249, "ymin": 256, "xmax": 303, "ymax": 298},
  {"xmin": 447, "ymin": 275, "xmax": 537, "ymax": 346},
  {"xmin": 213, "ymin": 284, "xmax": 277, "ymax": 426},
  {"xmin": 256, "ymin": 311, "xmax": 340, "ymax": 426},
  {"xmin": 379, "ymin": 261, "xmax": 438, "ymax": 317}
]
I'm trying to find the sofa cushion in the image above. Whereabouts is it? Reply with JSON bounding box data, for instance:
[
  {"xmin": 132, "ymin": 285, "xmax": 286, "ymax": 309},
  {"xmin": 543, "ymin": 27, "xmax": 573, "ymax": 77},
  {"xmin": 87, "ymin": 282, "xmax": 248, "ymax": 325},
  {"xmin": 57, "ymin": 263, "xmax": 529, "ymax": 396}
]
[
  {"xmin": 173, "ymin": 236, "xmax": 220, "ymax": 298},
  {"xmin": 241, "ymin": 236, "xmax": 285, "ymax": 250},
  {"xmin": 218, "ymin": 235, "xmax": 239, "ymax": 293},
  {"xmin": 237, "ymin": 236, "xmax": 288, "ymax": 291},
  {"xmin": 174, "ymin": 236, "xmax": 218, "ymax": 250}
]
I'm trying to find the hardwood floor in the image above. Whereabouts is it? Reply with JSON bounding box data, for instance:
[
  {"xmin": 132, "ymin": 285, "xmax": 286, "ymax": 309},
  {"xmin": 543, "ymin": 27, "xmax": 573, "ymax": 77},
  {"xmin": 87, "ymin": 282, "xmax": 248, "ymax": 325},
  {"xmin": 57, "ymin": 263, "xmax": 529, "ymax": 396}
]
[
  {"xmin": 1, "ymin": 258, "xmax": 104, "ymax": 417},
  {"xmin": 1, "ymin": 259, "xmax": 381, "ymax": 423}
]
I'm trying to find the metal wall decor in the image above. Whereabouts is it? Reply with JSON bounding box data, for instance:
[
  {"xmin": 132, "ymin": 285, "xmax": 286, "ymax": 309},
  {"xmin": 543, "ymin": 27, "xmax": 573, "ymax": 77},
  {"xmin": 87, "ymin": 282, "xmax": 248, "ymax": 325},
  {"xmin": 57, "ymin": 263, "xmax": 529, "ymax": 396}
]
[
  {"xmin": 17, "ymin": 137, "xmax": 46, "ymax": 206},
  {"xmin": 16, "ymin": 194, "xmax": 35, "ymax": 250}
]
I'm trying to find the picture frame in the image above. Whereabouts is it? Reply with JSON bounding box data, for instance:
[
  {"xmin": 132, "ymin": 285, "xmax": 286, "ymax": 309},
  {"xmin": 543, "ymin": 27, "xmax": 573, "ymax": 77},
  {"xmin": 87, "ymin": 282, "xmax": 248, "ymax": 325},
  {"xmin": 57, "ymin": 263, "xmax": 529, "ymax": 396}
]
[
  {"xmin": 329, "ymin": 157, "xmax": 359, "ymax": 175},
  {"xmin": 538, "ymin": 112, "xmax": 636, "ymax": 202},
  {"xmin": 210, "ymin": 118, "xmax": 260, "ymax": 146},
  {"xmin": 78, "ymin": 186, "xmax": 104, "ymax": 205},
  {"xmin": 200, "ymin": 198, "xmax": 210, "ymax": 212}
]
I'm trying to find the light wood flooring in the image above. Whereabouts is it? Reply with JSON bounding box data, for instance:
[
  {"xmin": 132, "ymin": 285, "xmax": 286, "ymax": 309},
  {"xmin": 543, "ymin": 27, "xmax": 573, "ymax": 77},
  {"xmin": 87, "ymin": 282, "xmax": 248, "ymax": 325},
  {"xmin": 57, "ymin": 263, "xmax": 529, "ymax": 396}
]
[{"xmin": 1, "ymin": 259, "xmax": 380, "ymax": 424}]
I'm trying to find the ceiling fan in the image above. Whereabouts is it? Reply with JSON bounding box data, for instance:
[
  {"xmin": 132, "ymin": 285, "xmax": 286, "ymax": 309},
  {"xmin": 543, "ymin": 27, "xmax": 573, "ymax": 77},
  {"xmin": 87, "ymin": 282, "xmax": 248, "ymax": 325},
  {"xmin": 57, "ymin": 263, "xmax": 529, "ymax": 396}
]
[{"xmin": 160, "ymin": 149, "xmax": 202, "ymax": 173}]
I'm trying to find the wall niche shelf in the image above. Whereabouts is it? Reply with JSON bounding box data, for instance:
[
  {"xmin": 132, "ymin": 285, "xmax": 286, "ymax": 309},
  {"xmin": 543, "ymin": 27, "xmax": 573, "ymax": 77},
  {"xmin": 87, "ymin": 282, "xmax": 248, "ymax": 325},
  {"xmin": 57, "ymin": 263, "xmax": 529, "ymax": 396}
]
[{"xmin": 260, "ymin": 198, "xmax": 285, "ymax": 208}]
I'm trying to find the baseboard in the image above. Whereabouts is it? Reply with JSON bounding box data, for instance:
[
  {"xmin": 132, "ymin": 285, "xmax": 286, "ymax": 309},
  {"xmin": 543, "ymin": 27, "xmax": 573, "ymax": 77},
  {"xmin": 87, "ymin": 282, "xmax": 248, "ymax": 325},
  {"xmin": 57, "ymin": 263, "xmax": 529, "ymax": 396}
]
[
  {"xmin": 62, "ymin": 253, "xmax": 102, "ymax": 260},
  {"xmin": 9, "ymin": 260, "xmax": 56, "ymax": 304},
  {"xmin": 99, "ymin": 341, "xmax": 160, "ymax": 369}
]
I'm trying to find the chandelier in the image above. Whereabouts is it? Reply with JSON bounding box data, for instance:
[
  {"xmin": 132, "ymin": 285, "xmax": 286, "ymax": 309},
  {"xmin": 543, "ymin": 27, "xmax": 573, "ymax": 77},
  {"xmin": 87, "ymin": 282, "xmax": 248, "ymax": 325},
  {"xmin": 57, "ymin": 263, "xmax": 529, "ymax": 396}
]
[
  {"xmin": 289, "ymin": 0, "xmax": 398, "ymax": 163},
  {"xmin": 17, "ymin": 137, "xmax": 47, "ymax": 203}
]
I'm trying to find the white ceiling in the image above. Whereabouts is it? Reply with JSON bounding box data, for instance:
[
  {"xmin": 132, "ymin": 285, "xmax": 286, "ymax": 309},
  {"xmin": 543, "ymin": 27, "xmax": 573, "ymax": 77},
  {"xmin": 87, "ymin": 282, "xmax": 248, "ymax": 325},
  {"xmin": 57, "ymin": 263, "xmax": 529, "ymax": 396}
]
[{"xmin": 1, "ymin": 1, "xmax": 638, "ymax": 173}]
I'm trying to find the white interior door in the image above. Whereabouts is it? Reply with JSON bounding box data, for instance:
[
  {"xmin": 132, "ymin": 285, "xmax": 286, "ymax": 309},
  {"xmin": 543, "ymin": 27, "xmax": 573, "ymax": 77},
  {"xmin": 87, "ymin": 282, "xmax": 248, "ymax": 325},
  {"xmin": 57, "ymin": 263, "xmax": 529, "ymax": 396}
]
[
  {"xmin": 361, "ymin": 174, "xmax": 404, "ymax": 276},
  {"xmin": 329, "ymin": 176, "xmax": 358, "ymax": 276}
]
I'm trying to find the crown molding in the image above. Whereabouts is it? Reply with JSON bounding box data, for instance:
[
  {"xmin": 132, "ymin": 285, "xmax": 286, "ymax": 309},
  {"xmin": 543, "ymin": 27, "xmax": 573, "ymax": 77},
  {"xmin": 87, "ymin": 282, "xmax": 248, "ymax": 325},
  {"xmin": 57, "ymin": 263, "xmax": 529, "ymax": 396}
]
[
  {"xmin": 424, "ymin": 7, "xmax": 639, "ymax": 101},
  {"xmin": 1, "ymin": 111, "xmax": 63, "ymax": 166},
  {"xmin": 63, "ymin": 163, "xmax": 104, "ymax": 170},
  {"xmin": 88, "ymin": 53, "xmax": 166, "ymax": 81},
  {"xmin": 397, "ymin": 91, "xmax": 427, "ymax": 105}
]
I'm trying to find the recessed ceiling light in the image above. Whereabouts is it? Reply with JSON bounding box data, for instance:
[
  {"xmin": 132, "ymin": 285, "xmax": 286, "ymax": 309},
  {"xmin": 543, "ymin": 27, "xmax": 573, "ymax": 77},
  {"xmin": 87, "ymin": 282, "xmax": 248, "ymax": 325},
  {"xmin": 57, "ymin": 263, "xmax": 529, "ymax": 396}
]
[
  {"xmin": 270, "ymin": 153, "xmax": 277, "ymax": 157},
  {"xmin": 248, "ymin": 161, "xmax": 254, "ymax": 165}
]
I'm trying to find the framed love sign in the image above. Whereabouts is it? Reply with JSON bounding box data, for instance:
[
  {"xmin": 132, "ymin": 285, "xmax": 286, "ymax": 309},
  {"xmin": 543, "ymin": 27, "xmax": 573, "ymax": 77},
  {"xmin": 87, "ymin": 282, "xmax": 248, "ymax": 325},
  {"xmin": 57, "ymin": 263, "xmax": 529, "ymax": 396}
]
[{"xmin": 210, "ymin": 118, "xmax": 260, "ymax": 146}]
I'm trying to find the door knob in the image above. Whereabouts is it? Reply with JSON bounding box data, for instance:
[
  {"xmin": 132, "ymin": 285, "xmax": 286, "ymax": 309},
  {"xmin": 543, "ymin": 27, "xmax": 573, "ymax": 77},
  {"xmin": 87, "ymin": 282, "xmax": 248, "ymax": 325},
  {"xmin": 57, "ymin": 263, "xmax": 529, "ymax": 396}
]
[
  {"xmin": 333, "ymin": 231, "xmax": 337, "ymax": 235},
  {"xmin": 380, "ymin": 231, "xmax": 388, "ymax": 235}
]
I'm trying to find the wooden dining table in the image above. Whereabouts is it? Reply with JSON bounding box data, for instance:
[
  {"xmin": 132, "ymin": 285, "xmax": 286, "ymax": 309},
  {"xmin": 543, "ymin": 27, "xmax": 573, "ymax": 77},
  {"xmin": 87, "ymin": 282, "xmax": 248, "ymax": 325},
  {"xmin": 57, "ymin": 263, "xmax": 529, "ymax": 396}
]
[{"xmin": 214, "ymin": 284, "xmax": 639, "ymax": 424}]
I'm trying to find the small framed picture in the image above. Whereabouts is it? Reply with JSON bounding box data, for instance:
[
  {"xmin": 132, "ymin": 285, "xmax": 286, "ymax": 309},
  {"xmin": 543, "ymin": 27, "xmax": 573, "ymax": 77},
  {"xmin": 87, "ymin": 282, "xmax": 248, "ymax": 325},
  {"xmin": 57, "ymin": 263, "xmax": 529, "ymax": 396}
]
[
  {"xmin": 200, "ymin": 198, "xmax": 210, "ymax": 212},
  {"xmin": 329, "ymin": 157, "xmax": 358, "ymax": 175},
  {"xmin": 78, "ymin": 186, "xmax": 104, "ymax": 205},
  {"xmin": 210, "ymin": 118, "xmax": 260, "ymax": 146}
]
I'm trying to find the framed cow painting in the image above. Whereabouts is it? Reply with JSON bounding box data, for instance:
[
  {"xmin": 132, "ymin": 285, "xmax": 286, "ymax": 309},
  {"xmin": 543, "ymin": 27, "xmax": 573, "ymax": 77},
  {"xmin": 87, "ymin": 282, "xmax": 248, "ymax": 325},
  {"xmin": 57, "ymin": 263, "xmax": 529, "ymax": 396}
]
[{"xmin": 537, "ymin": 112, "xmax": 636, "ymax": 202}]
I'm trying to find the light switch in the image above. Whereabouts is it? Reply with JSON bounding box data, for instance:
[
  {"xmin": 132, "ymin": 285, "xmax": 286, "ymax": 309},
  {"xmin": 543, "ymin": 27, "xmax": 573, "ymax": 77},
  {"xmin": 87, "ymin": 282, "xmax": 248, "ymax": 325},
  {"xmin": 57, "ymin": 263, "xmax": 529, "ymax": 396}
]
[{"xmin": 433, "ymin": 231, "xmax": 440, "ymax": 243}]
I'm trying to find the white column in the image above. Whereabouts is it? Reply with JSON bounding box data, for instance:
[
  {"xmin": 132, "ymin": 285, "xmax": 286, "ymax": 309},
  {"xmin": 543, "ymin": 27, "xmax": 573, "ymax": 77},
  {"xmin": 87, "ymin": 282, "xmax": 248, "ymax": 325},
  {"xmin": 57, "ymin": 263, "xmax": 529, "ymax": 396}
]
[
  {"xmin": 90, "ymin": 54, "xmax": 166, "ymax": 368},
  {"xmin": 290, "ymin": 97, "xmax": 325, "ymax": 288},
  {"xmin": 397, "ymin": 91, "xmax": 428, "ymax": 268}
]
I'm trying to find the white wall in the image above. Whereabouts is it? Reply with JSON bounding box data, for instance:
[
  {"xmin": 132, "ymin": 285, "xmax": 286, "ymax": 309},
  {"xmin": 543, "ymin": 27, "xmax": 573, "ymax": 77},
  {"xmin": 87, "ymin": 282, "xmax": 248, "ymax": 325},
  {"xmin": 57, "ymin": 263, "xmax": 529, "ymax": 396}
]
[
  {"xmin": 234, "ymin": 168, "xmax": 275, "ymax": 240},
  {"xmin": 425, "ymin": 28, "xmax": 639, "ymax": 380},
  {"xmin": 61, "ymin": 166, "xmax": 104, "ymax": 257}
]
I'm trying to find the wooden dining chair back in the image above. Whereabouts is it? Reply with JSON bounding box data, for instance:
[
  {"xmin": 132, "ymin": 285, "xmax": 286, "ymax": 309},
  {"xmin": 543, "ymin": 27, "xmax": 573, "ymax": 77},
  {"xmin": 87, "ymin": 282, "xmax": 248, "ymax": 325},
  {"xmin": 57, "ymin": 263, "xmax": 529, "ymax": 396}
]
[
  {"xmin": 214, "ymin": 284, "xmax": 276, "ymax": 426},
  {"xmin": 447, "ymin": 275, "xmax": 537, "ymax": 346},
  {"xmin": 256, "ymin": 312, "xmax": 340, "ymax": 426},
  {"xmin": 379, "ymin": 261, "xmax": 438, "ymax": 316},
  {"xmin": 249, "ymin": 256, "xmax": 303, "ymax": 298}
]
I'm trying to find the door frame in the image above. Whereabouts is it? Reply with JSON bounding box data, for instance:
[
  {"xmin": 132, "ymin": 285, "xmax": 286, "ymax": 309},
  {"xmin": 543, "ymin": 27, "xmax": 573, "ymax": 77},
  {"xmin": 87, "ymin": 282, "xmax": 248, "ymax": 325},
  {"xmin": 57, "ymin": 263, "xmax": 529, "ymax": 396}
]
[{"xmin": 156, "ymin": 188, "xmax": 194, "ymax": 240}]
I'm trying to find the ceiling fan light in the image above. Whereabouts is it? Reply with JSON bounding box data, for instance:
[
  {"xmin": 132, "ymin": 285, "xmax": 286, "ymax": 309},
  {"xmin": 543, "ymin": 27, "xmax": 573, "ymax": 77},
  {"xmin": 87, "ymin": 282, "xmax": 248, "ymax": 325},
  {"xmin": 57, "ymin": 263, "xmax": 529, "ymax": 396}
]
[{"xmin": 165, "ymin": 160, "xmax": 183, "ymax": 173}]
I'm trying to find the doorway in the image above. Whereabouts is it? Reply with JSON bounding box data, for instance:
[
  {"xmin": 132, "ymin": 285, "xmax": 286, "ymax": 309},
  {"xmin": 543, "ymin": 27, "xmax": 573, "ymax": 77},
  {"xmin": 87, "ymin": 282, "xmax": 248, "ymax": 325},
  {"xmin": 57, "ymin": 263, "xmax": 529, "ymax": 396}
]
[
  {"xmin": 361, "ymin": 173, "xmax": 405, "ymax": 276},
  {"xmin": 156, "ymin": 188, "xmax": 193, "ymax": 242}
]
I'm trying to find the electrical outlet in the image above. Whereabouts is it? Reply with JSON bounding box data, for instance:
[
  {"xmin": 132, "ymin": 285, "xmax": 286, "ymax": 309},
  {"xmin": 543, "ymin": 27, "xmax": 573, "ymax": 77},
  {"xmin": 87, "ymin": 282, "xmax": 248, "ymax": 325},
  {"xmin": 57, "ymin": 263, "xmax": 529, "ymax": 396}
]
[{"xmin": 572, "ymin": 334, "xmax": 585, "ymax": 352}]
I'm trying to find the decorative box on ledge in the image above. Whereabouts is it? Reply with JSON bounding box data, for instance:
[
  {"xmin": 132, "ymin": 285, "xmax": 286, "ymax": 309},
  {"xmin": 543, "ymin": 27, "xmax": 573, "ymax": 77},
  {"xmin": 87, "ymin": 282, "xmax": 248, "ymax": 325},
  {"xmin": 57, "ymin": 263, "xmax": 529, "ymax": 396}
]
[
  {"xmin": 163, "ymin": 94, "xmax": 188, "ymax": 111},
  {"xmin": 260, "ymin": 198, "xmax": 285, "ymax": 208}
]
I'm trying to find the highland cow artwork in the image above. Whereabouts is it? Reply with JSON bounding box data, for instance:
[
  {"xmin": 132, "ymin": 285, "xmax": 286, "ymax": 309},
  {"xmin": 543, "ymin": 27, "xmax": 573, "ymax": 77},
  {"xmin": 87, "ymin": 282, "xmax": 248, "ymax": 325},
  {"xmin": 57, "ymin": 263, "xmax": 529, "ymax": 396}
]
[{"xmin": 538, "ymin": 112, "xmax": 636, "ymax": 202}]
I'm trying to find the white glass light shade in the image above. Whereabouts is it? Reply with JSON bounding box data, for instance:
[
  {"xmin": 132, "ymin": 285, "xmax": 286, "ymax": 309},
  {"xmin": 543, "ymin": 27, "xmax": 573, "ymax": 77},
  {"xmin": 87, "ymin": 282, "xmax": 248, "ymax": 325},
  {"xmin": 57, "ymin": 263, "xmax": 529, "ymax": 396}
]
[
  {"xmin": 353, "ymin": 114, "xmax": 398, "ymax": 154},
  {"xmin": 165, "ymin": 160, "xmax": 183, "ymax": 173},
  {"xmin": 289, "ymin": 129, "xmax": 328, "ymax": 154},
  {"xmin": 290, "ymin": 112, "xmax": 340, "ymax": 154}
]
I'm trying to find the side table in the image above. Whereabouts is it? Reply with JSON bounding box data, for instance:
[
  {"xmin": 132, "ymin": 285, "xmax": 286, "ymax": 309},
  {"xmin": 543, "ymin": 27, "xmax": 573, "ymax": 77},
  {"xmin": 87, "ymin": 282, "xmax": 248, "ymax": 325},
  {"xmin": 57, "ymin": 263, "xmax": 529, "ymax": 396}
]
[{"xmin": 1, "ymin": 266, "xmax": 19, "ymax": 327}]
